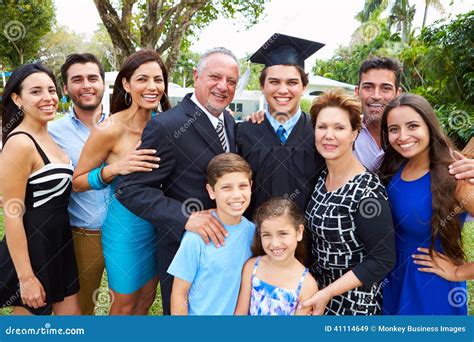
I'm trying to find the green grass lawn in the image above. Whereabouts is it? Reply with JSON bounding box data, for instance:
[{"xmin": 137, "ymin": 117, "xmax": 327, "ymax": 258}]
[{"xmin": 0, "ymin": 208, "xmax": 473, "ymax": 315}]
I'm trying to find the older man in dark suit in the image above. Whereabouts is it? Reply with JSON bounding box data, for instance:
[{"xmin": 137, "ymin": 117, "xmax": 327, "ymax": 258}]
[{"xmin": 116, "ymin": 47, "xmax": 239, "ymax": 314}]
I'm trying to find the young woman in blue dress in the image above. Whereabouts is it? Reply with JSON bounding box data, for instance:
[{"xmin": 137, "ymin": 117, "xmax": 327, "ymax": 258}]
[
  {"xmin": 379, "ymin": 93, "xmax": 474, "ymax": 315},
  {"xmin": 73, "ymin": 50, "xmax": 171, "ymax": 315}
]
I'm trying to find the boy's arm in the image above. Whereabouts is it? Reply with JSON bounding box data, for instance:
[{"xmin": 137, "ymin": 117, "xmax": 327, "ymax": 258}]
[
  {"xmin": 295, "ymin": 273, "xmax": 319, "ymax": 316},
  {"xmin": 167, "ymin": 233, "xmax": 201, "ymax": 315},
  {"xmin": 234, "ymin": 258, "xmax": 255, "ymax": 315},
  {"xmin": 171, "ymin": 277, "xmax": 192, "ymax": 315}
]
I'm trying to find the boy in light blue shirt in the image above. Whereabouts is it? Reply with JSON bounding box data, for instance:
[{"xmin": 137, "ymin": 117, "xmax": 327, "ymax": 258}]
[{"xmin": 168, "ymin": 153, "xmax": 255, "ymax": 315}]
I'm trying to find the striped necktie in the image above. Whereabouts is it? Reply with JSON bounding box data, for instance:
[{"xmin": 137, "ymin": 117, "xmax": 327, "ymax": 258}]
[{"xmin": 216, "ymin": 119, "xmax": 228, "ymax": 152}]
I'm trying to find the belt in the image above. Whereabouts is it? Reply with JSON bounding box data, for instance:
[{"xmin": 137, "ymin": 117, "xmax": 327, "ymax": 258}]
[{"xmin": 71, "ymin": 227, "xmax": 101, "ymax": 235}]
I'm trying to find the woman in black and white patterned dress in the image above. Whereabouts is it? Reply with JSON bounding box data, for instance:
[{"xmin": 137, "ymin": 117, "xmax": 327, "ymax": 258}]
[
  {"xmin": 0, "ymin": 63, "xmax": 80, "ymax": 315},
  {"xmin": 301, "ymin": 90, "xmax": 395, "ymax": 315}
]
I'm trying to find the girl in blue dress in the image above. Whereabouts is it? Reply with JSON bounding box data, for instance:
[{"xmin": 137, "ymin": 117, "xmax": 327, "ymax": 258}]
[
  {"xmin": 379, "ymin": 93, "xmax": 474, "ymax": 315},
  {"xmin": 73, "ymin": 50, "xmax": 171, "ymax": 315},
  {"xmin": 234, "ymin": 198, "xmax": 318, "ymax": 315}
]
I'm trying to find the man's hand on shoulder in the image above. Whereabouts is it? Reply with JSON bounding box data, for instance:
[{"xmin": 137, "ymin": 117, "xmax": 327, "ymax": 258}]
[{"xmin": 184, "ymin": 209, "xmax": 228, "ymax": 247}]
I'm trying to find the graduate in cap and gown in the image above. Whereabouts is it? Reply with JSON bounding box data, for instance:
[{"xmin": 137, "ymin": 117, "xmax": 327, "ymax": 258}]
[{"xmin": 236, "ymin": 33, "xmax": 326, "ymax": 218}]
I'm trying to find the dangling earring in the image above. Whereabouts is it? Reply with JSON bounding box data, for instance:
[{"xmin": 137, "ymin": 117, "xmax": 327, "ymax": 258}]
[
  {"xmin": 124, "ymin": 92, "xmax": 131, "ymax": 106},
  {"xmin": 17, "ymin": 105, "xmax": 24, "ymax": 116}
]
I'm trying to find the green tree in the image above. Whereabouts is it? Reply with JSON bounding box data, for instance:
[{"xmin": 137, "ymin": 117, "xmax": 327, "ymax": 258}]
[
  {"xmin": 422, "ymin": 0, "xmax": 445, "ymax": 28},
  {"xmin": 86, "ymin": 24, "xmax": 117, "ymax": 72},
  {"xmin": 313, "ymin": 9, "xmax": 473, "ymax": 147},
  {"xmin": 39, "ymin": 25, "xmax": 87, "ymax": 80},
  {"xmin": 170, "ymin": 49, "xmax": 200, "ymax": 87},
  {"xmin": 0, "ymin": 0, "xmax": 55, "ymax": 68},
  {"xmin": 93, "ymin": 0, "xmax": 268, "ymax": 73},
  {"xmin": 356, "ymin": 0, "xmax": 415, "ymax": 44}
]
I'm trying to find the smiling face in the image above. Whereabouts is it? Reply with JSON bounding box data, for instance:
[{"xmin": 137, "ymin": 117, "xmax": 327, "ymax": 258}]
[
  {"xmin": 355, "ymin": 68, "xmax": 401, "ymax": 125},
  {"xmin": 206, "ymin": 171, "xmax": 252, "ymax": 225},
  {"xmin": 259, "ymin": 214, "xmax": 303, "ymax": 262},
  {"xmin": 12, "ymin": 72, "xmax": 58, "ymax": 123},
  {"xmin": 315, "ymin": 106, "xmax": 358, "ymax": 160},
  {"xmin": 64, "ymin": 62, "xmax": 104, "ymax": 111},
  {"xmin": 193, "ymin": 53, "xmax": 239, "ymax": 116},
  {"xmin": 123, "ymin": 61, "xmax": 165, "ymax": 110},
  {"xmin": 261, "ymin": 65, "xmax": 306, "ymax": 120},
  {"xmin": 387, "ymin": 105, "xmax": 430, "ymax": 160}
]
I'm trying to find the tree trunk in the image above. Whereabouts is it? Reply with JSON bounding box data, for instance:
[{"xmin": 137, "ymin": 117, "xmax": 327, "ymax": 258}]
[
  {"xmin": 94, "ymin": 0, "xmax": 211, "ymax": 72},
  {"xmin": 422, "ymin": 3, "xmax": 428, "ymax": 28}
]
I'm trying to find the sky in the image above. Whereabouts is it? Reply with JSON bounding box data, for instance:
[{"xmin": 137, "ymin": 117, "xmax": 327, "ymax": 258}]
[{"xmin": 54, "ymin": 0, "xmax": 473, "ymax": 69}]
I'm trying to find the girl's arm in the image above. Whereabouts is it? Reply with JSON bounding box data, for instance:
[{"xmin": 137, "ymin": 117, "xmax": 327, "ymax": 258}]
[
  {"xmin": 300, "ymin": 271, "xmax": 362, "ymax": 315},
  {"xmin": 295, "ymin": 272, "xmax": 318, "ymax": 315},
  {"xmin": 413, "ymin": 247, "xmax": 474, "ymax": 281},
  {"xmin": 72, "ymin": 119, "xmax": 159, "ymax": 192},
  {"xmin": 2, "ymin": 136, "xmax": 46, "ymax": 309},
  {"xmin": 170, "ymin": 277, "xmax": 192, "ymax": 315},
  {"xmin": 234, "ymin": 257, "xmax": 256, "ymax": 315}
]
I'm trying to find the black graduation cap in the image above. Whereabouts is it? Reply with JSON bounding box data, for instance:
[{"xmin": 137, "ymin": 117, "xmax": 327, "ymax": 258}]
[{"xmin": 249, "ymin": 33, "xmax": 325, "ymax": 70}]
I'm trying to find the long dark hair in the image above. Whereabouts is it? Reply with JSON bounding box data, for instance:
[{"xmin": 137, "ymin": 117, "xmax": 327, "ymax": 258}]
[
  {"xmin": 379, "ymin": 93, "xmax": 465, "ymax": 263},
  {"xmin": 1, "ymin": 63, "xmax": 57, "ymax": 145},
  {"xmin": 252, "ymin": 198, "xmax": 306, "ymax": 264},
  {"xmin": 110, "ymin": 49, "xmax": 171, "ymax": 114}
]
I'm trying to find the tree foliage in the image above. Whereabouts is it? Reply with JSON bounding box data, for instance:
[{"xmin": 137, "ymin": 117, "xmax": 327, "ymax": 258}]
[
  {"xmin": 93, "ymin": 0, "xmax": 267, "ymax": 74},
  {"xmin": 0, "ymin": 0, "xmax": 55, "ymax": 68},
  {"xmin": 313, "ymin": 9, "xmax": 473, "ymax": 148},
  {"xmin": 39, "ymin": 25, "xmax": 87, "ymax": 78}
]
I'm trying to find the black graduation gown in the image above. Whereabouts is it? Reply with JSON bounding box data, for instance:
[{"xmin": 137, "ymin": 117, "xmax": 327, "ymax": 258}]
[{"xmin": 236, "ymin": 112, "xmax": 325, "ymax": 219}]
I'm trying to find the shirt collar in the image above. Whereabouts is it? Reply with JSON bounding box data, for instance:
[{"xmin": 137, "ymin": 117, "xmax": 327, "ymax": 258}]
[
  {"xmin": 70, "ymin": 106, "xmax": 107, "ymax": 126},
  {"xmin": 265, "ymin": 108, "xmax": 302, "ymax": 132},
  {"xmin": 190, "ymin": 93, "xmax": 224, "ymax": 128}
]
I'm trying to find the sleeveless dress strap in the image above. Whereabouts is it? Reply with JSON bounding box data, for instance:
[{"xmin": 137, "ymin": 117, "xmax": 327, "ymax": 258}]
[
  {"xmin": 5, "ymin": 131, "xmax": 50, "ymax": 164},
  {"xmin": 295, "ymin": 268, "xmax": 309, "ymax": 298},
  {"xmin": 252, "ymin": 256, "xmax": 261, "ymax": 277}
]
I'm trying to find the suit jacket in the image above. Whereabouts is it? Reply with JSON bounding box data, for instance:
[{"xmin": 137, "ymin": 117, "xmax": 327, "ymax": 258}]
[{"xmin": 116, "ymin": 93, "xmax": 237, "ymax": 242}]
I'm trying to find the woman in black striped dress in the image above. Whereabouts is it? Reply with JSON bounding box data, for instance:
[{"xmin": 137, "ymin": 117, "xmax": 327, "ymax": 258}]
[{"xmin": 0, "ymin": 63, "xmax": 80, "ymax": 315}]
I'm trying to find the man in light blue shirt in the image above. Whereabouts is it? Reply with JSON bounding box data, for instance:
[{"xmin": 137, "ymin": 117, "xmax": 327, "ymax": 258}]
[{"xmin": 48, "ymin": 53, "xmax": 108, "ymax": 315}]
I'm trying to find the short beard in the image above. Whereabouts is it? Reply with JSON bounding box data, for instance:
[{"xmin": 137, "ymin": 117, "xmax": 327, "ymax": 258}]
[
  {"xmin": 74, "ymin": 102, "xmax": 101, "ymax": 111},
  {"xmin": 205, "ymin": 102, "xmax": 226, "ymax": 117}
]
